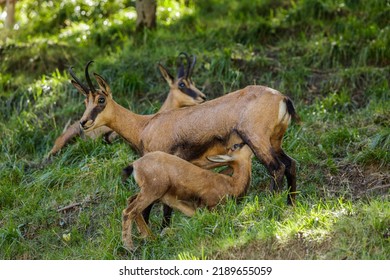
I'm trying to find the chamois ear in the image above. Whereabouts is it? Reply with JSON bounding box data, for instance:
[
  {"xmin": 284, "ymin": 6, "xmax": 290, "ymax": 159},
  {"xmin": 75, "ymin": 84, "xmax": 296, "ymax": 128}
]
[
  {"xmin": 93, "ymin": 73, "xmax": 111, "ymax": 97},
  {"xmin": 158, "ymin": 63, "xmax": 174, "ymax": 86},
  {"xmin": 71, "ymin": 80, "xmax": 88, "ymax": 96},
  {"xmin": 207, "ymin": 155, "xmax": 234, "ymax": 163}
]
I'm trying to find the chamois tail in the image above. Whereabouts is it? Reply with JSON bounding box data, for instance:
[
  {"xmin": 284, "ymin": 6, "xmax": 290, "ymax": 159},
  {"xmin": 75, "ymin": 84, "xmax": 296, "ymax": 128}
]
[{"xmin": 285, "ymin": 97, "xmax": 301, "ymax": 124}]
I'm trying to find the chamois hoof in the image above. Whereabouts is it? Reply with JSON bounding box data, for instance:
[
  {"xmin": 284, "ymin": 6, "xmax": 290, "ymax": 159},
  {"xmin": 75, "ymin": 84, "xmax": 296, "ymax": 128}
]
[
  {"xmin": 160, "ymin": 227, "xmax": 175, "ymax": 237},
  {"xmin": 122, "ymin": 239, "xmax": 135, "ymax": 251}
]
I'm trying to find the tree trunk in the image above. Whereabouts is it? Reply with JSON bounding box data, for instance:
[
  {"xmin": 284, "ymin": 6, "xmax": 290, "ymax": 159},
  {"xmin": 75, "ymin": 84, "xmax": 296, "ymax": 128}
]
[
  {"xmin": 5, "ymin": 0, "xmax": 16, "ymax": 29},
  {"xmin": 135, "ymin": 0, "xmax": 157, "ymax": 31}
]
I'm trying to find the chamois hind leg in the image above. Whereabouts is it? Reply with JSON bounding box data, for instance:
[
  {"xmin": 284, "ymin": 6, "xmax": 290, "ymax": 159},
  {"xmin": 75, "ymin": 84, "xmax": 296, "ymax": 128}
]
[
  {"xmin": 270, "ymin": 136, "xmax": 297, "ymax": 206},
  {"xmin": 125, "ymin": 195, "xmax": 154, "ymax": 236},
  {"xmin": 239, "ymin": 133, "xmax": 285, "ymax": 192},
  {"xmin": 124, "ymin": 168, "xmax": 157, "ymax": 229},
  {"xmin": 134, "ymin": 214, "xmax": 154, "ymax": 239},
  {"xmin": 277, "ymin": 150, "xmax": 297, "ymax": 206},
  {"xmin": 122, "ymin": 195, "xmax": 137, "ymax": 250},
  {"xmin": 122, "ymin": 193, "xmax": 158, "ymax": 250}
]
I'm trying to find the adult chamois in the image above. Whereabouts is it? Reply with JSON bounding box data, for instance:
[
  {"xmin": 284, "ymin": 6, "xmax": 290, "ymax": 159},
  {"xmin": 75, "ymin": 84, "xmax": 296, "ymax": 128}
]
[{"xmin": 46, "ymin": 54, "xmax": 205, "ymax": 159}]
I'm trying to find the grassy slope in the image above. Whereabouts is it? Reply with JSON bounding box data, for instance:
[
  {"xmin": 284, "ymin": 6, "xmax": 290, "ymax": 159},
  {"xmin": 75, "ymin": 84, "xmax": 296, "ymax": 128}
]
[{"xmin": 0, "ymin": 0, "xmax": 389, "ymax": 259}]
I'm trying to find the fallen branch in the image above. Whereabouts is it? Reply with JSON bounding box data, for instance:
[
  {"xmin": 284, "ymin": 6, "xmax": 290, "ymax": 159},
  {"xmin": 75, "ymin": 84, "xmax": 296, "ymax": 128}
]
[
  {"xmin": 56, "ymin": 194, "xmax": 99, "ymax": 213},
  {"xmin": 57, "ymin": 202, "xmax": 82, "ymax": 212}
]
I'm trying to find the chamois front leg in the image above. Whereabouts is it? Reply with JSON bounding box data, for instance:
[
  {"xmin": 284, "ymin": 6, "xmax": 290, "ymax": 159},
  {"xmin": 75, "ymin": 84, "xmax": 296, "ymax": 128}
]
[
  {"xmin": 45, "ymin": 121, "xmax": 82, "ymax": 159},
  {"xmin": 162, "ymin": 205, "xmax": 173, "ymax": 230},
  {"xmin": 142, "ymin": 202, "xmax": 174, "ymax": 231},
  {"xmin": 144, "ymin": 204, "xmax": 173, "ymax": 231},
  {"xmin": 103, "ymin": 131, "xmax": 118, "ymax": 144},
  {"xmin": 161, "ymin": 194, "xmax": 196, "ymax": 217}
]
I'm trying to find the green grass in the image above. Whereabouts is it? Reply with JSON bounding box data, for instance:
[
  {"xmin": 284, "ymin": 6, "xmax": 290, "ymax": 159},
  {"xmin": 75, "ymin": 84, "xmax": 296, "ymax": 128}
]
[{"xmin": 0, "ymin": 0, "xmax": 389, "ymax": 260}]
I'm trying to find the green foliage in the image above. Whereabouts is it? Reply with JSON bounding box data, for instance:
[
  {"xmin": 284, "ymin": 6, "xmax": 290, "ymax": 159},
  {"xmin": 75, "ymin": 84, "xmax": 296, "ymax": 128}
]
[{"xmin": 0, "ymin": 0, "xmax": 389, "ymax": 260}]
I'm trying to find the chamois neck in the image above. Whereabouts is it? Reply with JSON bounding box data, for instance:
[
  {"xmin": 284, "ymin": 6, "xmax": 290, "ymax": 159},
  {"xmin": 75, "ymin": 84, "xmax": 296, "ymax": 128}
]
[
  {"xmin": 230, "ymin": 160, "xmax": 252, "ymax": 197},
  {"xmin": 106, "ymin": 100, "xmax": 151, "ymax": 153},
  {"xmin": 158, "ymin": 92, "xmax": 175, "ymax": 112}
]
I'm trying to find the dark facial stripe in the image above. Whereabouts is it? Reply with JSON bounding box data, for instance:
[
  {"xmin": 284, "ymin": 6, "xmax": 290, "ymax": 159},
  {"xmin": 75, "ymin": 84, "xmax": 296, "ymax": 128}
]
[
  {"xmin": 181, "ymin": 87, "xmax": 199, "ymax": 99},
  {"xmin": 89, "ymin": 104, "xmax": 105, "ymax": 122}
]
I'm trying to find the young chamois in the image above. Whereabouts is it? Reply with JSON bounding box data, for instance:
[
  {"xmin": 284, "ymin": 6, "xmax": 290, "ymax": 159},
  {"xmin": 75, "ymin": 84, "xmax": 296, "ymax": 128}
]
[
  {"xmin": 71, "ymin": 64, "xmax": 299, "ymax": 226},
  {"xmin": 46, "ymin": 54, "xmax": 205, "ymax": 159},
  {"xmin": 121, "ymin": 142, "xmax": 253, "ymax": 250}
]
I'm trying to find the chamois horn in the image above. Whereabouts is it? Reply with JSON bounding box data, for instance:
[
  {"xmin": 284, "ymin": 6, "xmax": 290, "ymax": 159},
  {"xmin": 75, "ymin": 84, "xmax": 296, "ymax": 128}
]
[
  {"xmin": 176, "ymin": 52, "xmax": 186, "ymax": 78},
  {"xmin": 188, "ymin": 54, "xmax": 196, "ymax": 79},
  {"xmin": 85, "ymin": 61, "xmax": 96, "ymax": 93},
  {"xmin": 179, "ymin": 52, "xmax": 192, "ymax": 79},
  {"xmin": 69, "ymin": 66, "xmax": 89, "ymax": 95}
]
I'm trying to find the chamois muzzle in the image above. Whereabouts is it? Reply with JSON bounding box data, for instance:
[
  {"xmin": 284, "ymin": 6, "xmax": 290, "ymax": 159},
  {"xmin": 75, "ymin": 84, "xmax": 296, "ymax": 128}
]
[
  {"xmin": 79, "ymin": 117, "xmax": 95, "ymax": 131},
  {"xmin": 80, "ymin": 119, "xmax": 88, "ymax": 129}
]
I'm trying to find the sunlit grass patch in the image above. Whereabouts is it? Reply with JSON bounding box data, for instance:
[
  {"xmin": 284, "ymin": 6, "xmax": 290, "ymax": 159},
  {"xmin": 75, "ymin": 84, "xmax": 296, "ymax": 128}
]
[{"xmin": 275, "ymin": 199, "xmax": 353, "ymax": 242}]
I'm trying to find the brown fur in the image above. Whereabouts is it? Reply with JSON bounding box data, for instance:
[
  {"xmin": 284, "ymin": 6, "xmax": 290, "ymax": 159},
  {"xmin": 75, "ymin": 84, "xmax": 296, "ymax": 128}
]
[
  {"xmin": 78, "ymin": 74, "xmax": 298, "ymax": 205},
  {"xmin": 122, "ymin": 143, "xmax": 252, "ymax": 250},
  {"xmin": 45, "ymin": 63, "xmax": 206, "ymax": 159}
]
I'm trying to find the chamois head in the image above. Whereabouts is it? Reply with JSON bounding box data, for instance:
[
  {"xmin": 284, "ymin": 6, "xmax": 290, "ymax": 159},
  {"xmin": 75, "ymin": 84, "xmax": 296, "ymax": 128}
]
[
  {"xmin": 158, "ymin": 52, "xmax": 206, "ymax": 107},
  {"xmin": 69, "ymin": 61, "xmax": 113, "ymax": 131},
  {"xmin": 207, "ymin": 143, "xmax": 252, "ymax": 164}
]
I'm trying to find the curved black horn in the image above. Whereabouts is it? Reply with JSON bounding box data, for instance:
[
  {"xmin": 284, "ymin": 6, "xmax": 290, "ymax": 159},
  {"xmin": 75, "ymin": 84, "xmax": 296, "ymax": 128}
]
[
  {"xmin": 177, "ymin": 60, "xmax": 185, "ymax": 79},
  {"xmin": 179, "ymin": 52, "xmax": 191, "ymax": 79},
  {"xmin": 188, "ymin": 54, "xmax": 196, "ymax": 79},
  {"xmin": 85, "ymin": 61, "xmax": 96, "ymax": 93},
  {"xmin": 69, "ymin": 66, "xmax": 89, "ymax": 94}
]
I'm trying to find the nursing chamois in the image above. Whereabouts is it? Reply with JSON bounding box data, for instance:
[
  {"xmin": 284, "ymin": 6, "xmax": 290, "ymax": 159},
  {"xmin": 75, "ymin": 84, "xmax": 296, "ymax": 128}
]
[
  {"xmin": 71, "ymin": 66, "xmax": 299, "ymax": 209},
  {"xmin": 46, "ymin": 54, "xmax": 205, "ymax": 158},
  {"xmin": 122, "ymin": 142, "xmax": 252, "ymax": 250}
]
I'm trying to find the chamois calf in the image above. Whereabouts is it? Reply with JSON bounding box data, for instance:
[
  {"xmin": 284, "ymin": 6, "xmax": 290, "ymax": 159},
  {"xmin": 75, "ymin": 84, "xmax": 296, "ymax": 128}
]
[
  {"xmin": 46, "ymin": 54, "xmax": 205, "ymax": 159},
  {"xmin": 121, "ymin": 142, "xmax": 252, "ymax": 250}
]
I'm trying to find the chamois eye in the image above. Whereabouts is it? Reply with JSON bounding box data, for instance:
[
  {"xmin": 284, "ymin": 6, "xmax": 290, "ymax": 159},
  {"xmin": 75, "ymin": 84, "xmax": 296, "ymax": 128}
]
[
  {"xmin": 178, "ymin": 82, "xmax": 185, "ymax": 88},
  {"xmin": 98, "ymin": 97, "xmax": 105, "ymax": 104},
  {"xmin": 232, "ymin": 143, "xmax": 241, "ymax": 151}
]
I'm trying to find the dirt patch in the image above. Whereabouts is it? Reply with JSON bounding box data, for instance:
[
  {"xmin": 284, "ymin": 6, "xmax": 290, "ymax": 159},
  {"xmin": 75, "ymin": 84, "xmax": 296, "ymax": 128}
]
[
  {"xmin": 324, "ymin": 161, "xmax": 389, "ymax": 200},
  {"xmin": 212, "ymin": 236, "xmax": 333, "ymax": 260}
]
